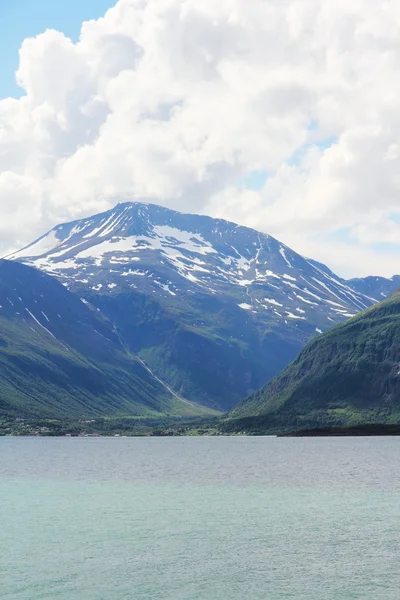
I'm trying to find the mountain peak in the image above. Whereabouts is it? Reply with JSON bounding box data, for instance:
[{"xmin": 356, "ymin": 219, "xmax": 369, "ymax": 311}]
[{"xmin": 9, "ymin": 201, "xmax": 373, "ymax": 324}]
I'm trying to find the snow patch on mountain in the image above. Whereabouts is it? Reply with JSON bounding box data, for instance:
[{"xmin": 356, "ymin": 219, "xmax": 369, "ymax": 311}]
[
  {"xmin": 11, "ymin": 231, "xmax": 61, "ymax": 260},
  {"xmin": 238, "ymin": 303, "xmax": 253, "ymax": 310}
]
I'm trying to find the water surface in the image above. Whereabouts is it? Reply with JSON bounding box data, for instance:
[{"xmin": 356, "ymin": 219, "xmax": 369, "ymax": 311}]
[{"xmin": 1, "ymin": 436, "xmax": 400, "ymax": 599}]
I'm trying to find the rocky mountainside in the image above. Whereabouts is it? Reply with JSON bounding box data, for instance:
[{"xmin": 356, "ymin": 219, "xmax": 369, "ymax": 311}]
[
  {"xmin": 226, "ymin": 292, "xmax": 400, "ymax": 434},
  {"xmin": 9, "ymin": 202, "xmax": 380, "ymax": 411},
  {"xmin": 348, "ymin": 275, "xmax": 400, "ymax": 301},
  {"xmin": 0, "ymin": 260, "xmax": 209, "ymax": 420}
]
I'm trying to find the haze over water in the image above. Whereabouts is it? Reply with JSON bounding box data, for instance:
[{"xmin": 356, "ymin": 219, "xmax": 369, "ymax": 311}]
[{"xmin": 1, "ymin": 436, "xmax": 400, "ymax": 600}]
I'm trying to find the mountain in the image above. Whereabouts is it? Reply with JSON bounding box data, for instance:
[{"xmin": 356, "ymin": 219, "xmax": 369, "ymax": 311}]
[
  {"xmin": 347, "ymin": 275, "xmax": 400, "ymax": 301},
  {"xmin": 0, "ymin": 260, "xmax": 209, "ymax": 420},
  {"xmin": 9, "ymin": 202, "xmax": 376, "ymax": 411},
  {"xmin": 226, "ymin": 292, "xmax": 400, "ymax": 434}
]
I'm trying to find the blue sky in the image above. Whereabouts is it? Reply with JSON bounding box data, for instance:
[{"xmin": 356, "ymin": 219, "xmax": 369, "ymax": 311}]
[{"xmin": 0, "ymin": 0, "xmax": 115, "ymax": 99}]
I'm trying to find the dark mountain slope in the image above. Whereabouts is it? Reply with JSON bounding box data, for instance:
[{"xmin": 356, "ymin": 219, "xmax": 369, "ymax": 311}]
[
  {"xmin": 226, "ymin": 291, "xmax": 400, "ymax": 433},
  {"xmin": 0, "ymin": 260, "xmax": 208, "ymax": 419}
]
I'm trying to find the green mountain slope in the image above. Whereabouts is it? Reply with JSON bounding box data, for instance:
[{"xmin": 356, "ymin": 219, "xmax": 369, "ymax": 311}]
[
  {"xmin": 225, "ymin": 291, "xmax": 400, "ymax": 433},
  {"xmin": 85, "ymin": 288, "xmax": 302, "ymax": 411},
  {"xmin": 0, "ymin": 260, "xmax": 211, "ymax": 419}
]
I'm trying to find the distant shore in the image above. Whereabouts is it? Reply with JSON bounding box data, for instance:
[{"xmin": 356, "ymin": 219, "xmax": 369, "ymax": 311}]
[{"xmin": 279, "ymin": 424, "xmax": 400, "ymax": 437}]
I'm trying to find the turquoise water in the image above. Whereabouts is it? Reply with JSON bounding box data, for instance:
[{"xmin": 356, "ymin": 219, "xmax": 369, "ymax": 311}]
[{"xmin": 1, "ymin": 436, "xmax": 400, "ymax": 599}]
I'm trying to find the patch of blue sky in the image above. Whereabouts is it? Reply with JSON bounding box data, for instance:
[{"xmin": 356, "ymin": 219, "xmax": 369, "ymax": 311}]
[
  {"xmin": 328, "ymin": 225, "xmax": 400, "ymax": 254},
  {"xmin": 239, "ymin": 133, "xmax": 338, "ymax": 191},
  {"xmin": 240, "ymin": 170, "xmax": 270, "ymax": 191},
  {"xmin": 0, "ymin": 0, "xmax": 115, "ymax": 99},
  {"xmin": 287, "ymin": 135, "xmax": 338, "ymax": 167},
  {"xmin": 307, "ymin": 120, "xmax": 319, "ymax": 131},
  {"xmin": 371, "ymin": 241, "xmax": 400, "ymax": 252},
  {"xmin": 374, "ymin": 214, "xmax": 400, "ymax": 250},
  {"xmin": 329, "ymin": 226, "xmax": 400, "ymax": 249},
  {"xmin": 237, "ymin": 119, "xmax": 340, "ymax": 191},
  {"xmin": 328, "ymin": 227, "xmax": 353, "ymax": 243},
  {"xmin": 240, "ymin": 135, "xmax": 338, "ymax": 191}
]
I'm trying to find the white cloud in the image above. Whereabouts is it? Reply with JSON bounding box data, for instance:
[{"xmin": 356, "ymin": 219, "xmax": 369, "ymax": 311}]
[{"xmin": 1, "ymin": 0, "xmax": 400, "ymax": 277}]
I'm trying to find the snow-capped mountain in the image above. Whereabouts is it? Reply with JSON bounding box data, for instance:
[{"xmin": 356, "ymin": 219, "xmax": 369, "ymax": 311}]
[
  {"xmin": 8, "ymin": 202, "xmax": 381, "ymax": 411},
  {"xmin": 347, "ymin": 275, "xmax": 400, "ymax": 302},
  {"xmin": 10, "ymin": 202, "xmax": 372, "ymax": 322}
]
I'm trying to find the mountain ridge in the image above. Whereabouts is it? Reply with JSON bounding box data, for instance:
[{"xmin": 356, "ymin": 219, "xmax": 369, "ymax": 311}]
[
  {"xmin": 8, "ymin": 202, "xmax": 397, "ymax": 411},
  {"xmin": 225, "ymin": 291, "xmax": 400, "ymax": 433},
  {"xmin": 347, "ymin": 275, "xmax": 400, "ymax": 301}
]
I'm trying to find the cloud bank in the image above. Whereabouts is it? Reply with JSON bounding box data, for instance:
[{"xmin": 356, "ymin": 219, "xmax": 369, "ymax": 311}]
[{"xmin": 1, "ymin": 0, "xmax": 400, "ymax": 277}]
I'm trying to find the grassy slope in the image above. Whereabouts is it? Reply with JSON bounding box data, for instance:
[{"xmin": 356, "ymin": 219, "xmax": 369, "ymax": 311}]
[
  {"xmin": 225, "ymin": 292, "xmax": 400, "ymax": 433},
  {"xmin": 0, "ymin": 316, "xmax": 213, "ymax": 420},
  {"xmin": 0, "ymin": 261, "xmax": 213, "ymax": 420}
]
